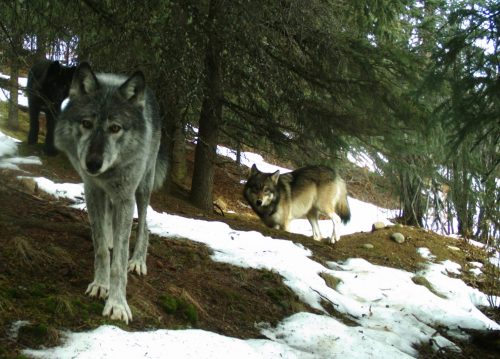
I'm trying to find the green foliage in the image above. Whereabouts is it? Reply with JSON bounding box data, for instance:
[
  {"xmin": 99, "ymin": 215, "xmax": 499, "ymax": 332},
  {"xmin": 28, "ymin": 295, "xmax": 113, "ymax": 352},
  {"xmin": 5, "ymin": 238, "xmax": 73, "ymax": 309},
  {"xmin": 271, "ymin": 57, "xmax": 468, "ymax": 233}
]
[
  {"xmin": 416, "ymin": 0, "xmax": 500, "ymax": 241},
  {"xmin": 178, "ymin": 300, "xmax": 199, "ymax": 325},
  {"xmin": 428, "ymin": 0, "xmax": 499, "ymax": 148},
  {"xmin": 220, "ymin": 1, "xmax": 424, "ymax": 163},
  {"xmin": 17, "ymin": 323, "xmax": 50, "ymax": 346},
  {"xmin": 159, "ymin": 294, "xmax": 198, "ymax": 326},
  {"xmin": 159, "ymin": 294, "xmax": 179, "ymax": 314}
]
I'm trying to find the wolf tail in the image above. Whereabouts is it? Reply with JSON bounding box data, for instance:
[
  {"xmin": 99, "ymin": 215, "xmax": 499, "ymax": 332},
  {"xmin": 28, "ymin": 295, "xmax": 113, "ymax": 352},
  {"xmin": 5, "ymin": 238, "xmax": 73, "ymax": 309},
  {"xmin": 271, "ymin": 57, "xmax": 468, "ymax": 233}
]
[
  {"xmin": 153, "ymin": 128, "xmax": 169, "ymax": 191},
  {"xmin": 335, "ymin": 180, "xmax": 351, "ymax": 224}
]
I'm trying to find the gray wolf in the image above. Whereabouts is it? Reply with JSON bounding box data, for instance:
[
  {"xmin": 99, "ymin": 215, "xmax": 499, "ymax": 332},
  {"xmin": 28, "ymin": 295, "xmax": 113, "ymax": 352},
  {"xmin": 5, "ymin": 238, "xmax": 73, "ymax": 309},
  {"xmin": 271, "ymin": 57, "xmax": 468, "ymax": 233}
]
[
  {"xmin": 27, "ymin": 60, "xmax": 75, "ymax": 155},
  {"xmin": 244, "ymin": 164, "xmax": 350, "ymax": 243},
  {"xmin": 55, "ymin": 62, "xmax": 168, "ymax": 323}
]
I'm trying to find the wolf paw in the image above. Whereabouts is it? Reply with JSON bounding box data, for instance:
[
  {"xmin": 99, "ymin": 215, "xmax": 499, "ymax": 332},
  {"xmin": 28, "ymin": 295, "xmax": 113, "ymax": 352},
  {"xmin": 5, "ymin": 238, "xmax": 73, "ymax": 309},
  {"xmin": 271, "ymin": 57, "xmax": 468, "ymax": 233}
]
[
  {"xmin": 103, "ymin": 298, "xmax": 133, "ymax": 324},
  {"xmin": 85, "ymin": 282, "xmax": 109, "ymax": 299},
  {"xmin": 321, "ymin": 237, "xmax": 338, "ymax": 245},
  {"xmin": 128, "ymin": 259, "xmax": 147, "ymax": 276}
]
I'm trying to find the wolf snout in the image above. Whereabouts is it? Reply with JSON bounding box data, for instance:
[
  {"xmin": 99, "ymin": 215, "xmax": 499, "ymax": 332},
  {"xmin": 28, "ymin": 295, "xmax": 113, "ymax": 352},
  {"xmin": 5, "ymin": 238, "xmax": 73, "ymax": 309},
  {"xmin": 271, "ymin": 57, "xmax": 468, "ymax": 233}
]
[
  {"xmin": 256, "ymin": 199, "xmax": 263, "ymax": 206},
  {"xmin": 86, "ymin": 154, "xmax": 103, "ymax": 174}
]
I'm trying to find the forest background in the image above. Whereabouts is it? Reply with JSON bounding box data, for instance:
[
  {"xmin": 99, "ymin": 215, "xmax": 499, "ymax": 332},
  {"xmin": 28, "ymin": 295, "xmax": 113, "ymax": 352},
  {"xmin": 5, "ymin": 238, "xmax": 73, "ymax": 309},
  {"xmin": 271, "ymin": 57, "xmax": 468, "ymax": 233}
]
[{"xmin": 0, "ymin": 0, "xmax": 498, "ymax": 243}]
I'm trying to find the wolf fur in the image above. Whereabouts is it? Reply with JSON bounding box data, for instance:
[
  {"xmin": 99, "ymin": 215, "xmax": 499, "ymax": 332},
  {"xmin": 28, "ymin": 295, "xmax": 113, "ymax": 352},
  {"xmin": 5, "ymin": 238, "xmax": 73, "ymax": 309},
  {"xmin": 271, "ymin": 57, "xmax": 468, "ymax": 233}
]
[
  {"xmin": 27, "ymin": 60, "xmax": 75, "ymax": 155},
  {"xmin": 55, "ymin": 62, "xmax": 168, "ymax": 323},
  {"xmin": 244, "ymin": 164, "xmax": 350, "ymax": 243}
]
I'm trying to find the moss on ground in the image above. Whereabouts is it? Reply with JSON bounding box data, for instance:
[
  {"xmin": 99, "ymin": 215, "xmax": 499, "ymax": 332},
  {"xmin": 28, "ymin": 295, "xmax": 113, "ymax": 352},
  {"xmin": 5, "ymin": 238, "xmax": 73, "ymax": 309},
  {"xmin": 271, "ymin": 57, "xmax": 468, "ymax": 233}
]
[{"xmin": 159, "ymin": 294, "xmax": 198, "ymax": 326}]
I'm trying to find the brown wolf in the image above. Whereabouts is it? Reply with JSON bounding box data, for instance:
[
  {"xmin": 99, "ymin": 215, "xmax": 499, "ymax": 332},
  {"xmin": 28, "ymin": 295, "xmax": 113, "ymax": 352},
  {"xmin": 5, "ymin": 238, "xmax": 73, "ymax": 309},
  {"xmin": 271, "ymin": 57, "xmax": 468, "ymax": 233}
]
[{"xmin": 244, "ymin": 164, "xmax": 351, "ymax": 242}]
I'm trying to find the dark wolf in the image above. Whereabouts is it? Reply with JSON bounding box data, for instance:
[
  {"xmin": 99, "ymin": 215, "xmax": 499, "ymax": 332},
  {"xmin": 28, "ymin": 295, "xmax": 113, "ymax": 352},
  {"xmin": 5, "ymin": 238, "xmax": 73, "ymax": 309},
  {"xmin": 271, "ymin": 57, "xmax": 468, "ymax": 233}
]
[
  {"xmin": 27, "ymin": 60, "xmax": 75, "ymax": 155},
  {"xmin": 55, "ymin": 62, "xmax": 168, "ymax": 323},
  {"xmin": 244, "ymin": 164, "xmax": 351, "ymax": 243}
]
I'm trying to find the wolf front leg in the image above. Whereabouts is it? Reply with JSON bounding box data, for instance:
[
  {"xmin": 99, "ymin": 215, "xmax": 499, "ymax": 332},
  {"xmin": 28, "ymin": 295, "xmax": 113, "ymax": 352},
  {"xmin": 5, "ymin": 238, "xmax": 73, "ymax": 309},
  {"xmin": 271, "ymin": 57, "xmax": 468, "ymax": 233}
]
[
  {"xmin": 103, "ymin": 197, "xmax": 134, "ymax": 323},
  {"xmin": 307, "ymin": 210, "xmax": 323, "ymax": 241},
  {"xmin": 43, "ymin": 110, "xmax": 58, "ymax": 156},
  {"xmin": 84, "ymin": 184, "xmax": 111, "ymax": 299},
  {"xmin": 128, "ymin": 174, "xmax": 154, "ymax": 275}
]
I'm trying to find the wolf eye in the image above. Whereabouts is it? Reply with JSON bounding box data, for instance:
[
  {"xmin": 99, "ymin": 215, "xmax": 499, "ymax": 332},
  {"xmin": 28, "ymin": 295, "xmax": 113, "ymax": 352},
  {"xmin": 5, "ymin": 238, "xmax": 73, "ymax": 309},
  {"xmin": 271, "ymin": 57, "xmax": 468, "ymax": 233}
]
[
  {"xmin": 81, "ymin": 120, "xmax": 93, "ymax": 129},
  {"xmin": 109, "ymin": 124, "xmax": 121, "ymax": 133}
]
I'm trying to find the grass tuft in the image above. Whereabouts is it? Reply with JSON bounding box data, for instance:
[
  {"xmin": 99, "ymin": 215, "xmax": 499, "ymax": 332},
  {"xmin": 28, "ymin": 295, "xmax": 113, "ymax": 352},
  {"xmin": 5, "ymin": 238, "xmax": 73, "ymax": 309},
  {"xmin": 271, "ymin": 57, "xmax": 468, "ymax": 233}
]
[
  {"xmin": 159, "ymin": 293, "xmax": 198, "ymax": 325},
  {"xmin": 412, "ymin": 275, "xmax": 447, "ymax": 299}
]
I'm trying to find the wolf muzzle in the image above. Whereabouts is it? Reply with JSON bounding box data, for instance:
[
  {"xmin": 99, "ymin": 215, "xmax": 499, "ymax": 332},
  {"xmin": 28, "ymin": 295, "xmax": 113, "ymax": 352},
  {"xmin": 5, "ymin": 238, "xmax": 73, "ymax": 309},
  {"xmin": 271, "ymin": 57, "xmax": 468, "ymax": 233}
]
[
  {"xmin": 86, "ymin": 153, "xmax": 103, "ymax": 174},
  {"xmin": 85, "ymin": 132, "xmax": 106, "ymax": 175}
]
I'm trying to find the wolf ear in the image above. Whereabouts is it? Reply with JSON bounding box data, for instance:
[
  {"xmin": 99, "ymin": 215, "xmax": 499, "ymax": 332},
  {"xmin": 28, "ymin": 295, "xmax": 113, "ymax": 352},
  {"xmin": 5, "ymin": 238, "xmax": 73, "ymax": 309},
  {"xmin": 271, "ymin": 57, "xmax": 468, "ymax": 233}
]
[
  {"xmin": 270, "ymin": 170, "xmax": 280, "ymax": 184},
  {"xmin": 69, "ymin": 62, "xmax": 99, "ymax": 99},
  {"xmin": 119, "ymin": 71, "xmax": 146, "ymax": 107},
  {"xmin": 39, "ymin": 61, "xmax": 60, "ymax": 84}
]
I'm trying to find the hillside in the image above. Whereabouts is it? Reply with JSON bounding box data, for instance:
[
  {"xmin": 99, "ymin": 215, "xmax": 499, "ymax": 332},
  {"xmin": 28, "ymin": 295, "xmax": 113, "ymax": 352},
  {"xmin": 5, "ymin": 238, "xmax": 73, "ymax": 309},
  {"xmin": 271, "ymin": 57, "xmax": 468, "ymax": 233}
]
[{"xmin": 0, "ymin": 111, "xmax": 499, "ymax": 358}]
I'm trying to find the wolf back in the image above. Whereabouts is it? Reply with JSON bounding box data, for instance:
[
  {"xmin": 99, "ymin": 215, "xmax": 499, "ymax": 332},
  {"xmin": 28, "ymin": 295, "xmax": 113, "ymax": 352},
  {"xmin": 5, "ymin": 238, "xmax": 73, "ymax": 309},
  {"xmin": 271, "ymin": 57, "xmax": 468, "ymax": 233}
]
[
  {"xmin": 55, "ymin": 62, "xmax": 167, "ymax": 323},
  {"xmin": 244, "ymin": 164, "xmax": 350, "ymax": 242}
]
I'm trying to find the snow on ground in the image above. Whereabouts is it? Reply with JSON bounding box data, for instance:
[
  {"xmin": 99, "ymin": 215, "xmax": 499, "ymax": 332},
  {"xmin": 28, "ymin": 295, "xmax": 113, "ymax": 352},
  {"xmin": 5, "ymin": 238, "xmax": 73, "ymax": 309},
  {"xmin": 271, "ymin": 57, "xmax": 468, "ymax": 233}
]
[
  {"xmin": 468, "ymin": 239, "xmax": 500, "ymax": 267},
  {"xmin": 0, "ymin": 74, "xmax": 31, "ymax": 170},
  {"xmin": 24, "ymin": 325, "xmax": 310, "ymax": 359},
  {"xmin": 0, "ymin": 73, "xmax": 28, "ymax": 107},
  {"xmin": 1, "ymin": 130, "xmax": 499, "ymax": 358},
  {"xmin": 417, "ymin": 247, "xmax": 436, "ymax": 261},
  {"xmin": 0, "ymin": 73, "xmax": 27, "ymax": 87},
  {"xmin": 217, "ymin": 145, "xmax": 290, "ymax": 174},
  {"xmin": 289, "ymin": 197, "xmax": 395, "ymax": 237},
  {"xmin": 0, "ymin": 131, "xmax": 19, "ymax": 157},
  {"xmin": 0, "ymin": 156, "xmax": 42, "ymax": 171},
  {"xmin": 0, "ymin": 131, "xmax": 41, "ymax": 170},
  {"xmin": 28, "ymin": 176, "xmax": 85, "ymax": 200}
]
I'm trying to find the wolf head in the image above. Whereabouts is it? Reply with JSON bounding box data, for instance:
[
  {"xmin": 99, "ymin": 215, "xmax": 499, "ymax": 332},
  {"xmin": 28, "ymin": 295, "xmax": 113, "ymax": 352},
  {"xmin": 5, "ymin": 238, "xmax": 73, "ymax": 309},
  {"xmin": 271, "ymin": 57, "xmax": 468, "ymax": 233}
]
[
  {"xmin": 46, "ymin": 61, "xmax": 76, "ymax": 106},
  {"xmin": 34, "ymin": 61, "xmax": 76, "ymax": 110},
  {"xmin": 243, "ymin": 164, "xmax": 280, "ymax": 214},
  {"xmin": 55, "ymin": 62, "xmax": 148, "ymax": 177}
]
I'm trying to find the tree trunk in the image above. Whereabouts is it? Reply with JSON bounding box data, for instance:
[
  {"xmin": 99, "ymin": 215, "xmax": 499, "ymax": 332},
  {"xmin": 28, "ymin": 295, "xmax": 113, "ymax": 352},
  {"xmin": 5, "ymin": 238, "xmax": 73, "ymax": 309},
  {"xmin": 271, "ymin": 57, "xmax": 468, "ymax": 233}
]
[
  {"xmin": 236, "ymin": 141, "xmax": 241, "ymax": 166},
  {"xmin": 451, "ymin": 160, "xmax": 474, "ymax": 238},
  {"xmin": 190, "ymin": 0, "xmax": 223, "ymax": 212},
  {"xmin": 7, "ymin": 61, "xmax": 19, "ymax": 130},
  {"xmin": 35, "ymin": 33, "xmax": 46, "ymax": 62},
  {"xmin": 168, "ymin": 103, "xmax": 187, "ymax": 186},
  {"xmin": 399, "ymin": 165, "xmax": 424, "ymax": 227}
]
